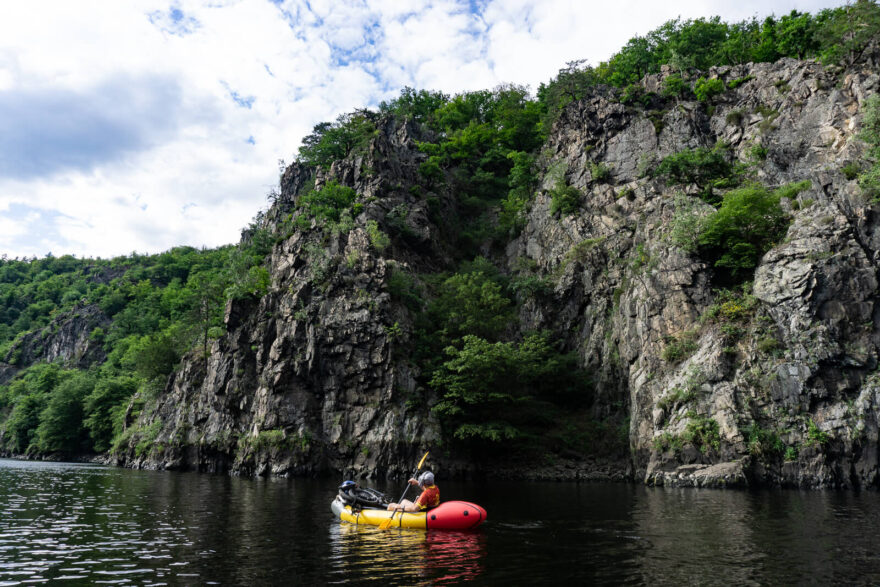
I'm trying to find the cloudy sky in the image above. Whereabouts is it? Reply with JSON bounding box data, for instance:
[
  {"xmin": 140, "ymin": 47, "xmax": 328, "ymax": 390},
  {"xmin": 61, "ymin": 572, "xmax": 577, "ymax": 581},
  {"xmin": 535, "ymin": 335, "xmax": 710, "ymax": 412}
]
[{"xmin": 0, "ymin": 0, "xmax": 845, "ymax": 259}]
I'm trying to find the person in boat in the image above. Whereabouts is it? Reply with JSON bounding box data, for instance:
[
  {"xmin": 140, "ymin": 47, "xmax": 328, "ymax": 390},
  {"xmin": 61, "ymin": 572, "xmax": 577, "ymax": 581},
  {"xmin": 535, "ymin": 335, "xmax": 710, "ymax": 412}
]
[{"xmin": 386, "ymin": 471, "xmax": 439, "ymax": 512}]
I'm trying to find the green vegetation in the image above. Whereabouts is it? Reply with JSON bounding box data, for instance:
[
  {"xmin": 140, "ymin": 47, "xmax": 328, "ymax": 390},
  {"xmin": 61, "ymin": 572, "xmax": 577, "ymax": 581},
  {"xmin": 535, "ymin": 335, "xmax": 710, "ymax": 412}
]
[
  {"xmin": 427, "ymin": 266, "xmax": 512, "ymax": 341},
  {"xmin": 297, "ymin": 111, "xmax": 378, "ymax": 169},
  {"xmin": 0, "ymin": 232, "xmax": 272, "ymax": 457},
  {"xmin": 378, "ymin": 87, "xmax": 450, "ymax": 125},
  {"xmin": 430, "ymin": 332, "xmax": 588, "ymax": 443},
  {"xmin": 727, "ymin": 75, "xmax": 755, "ymax": 90},
  {"xmin": 699, "ymin": 182, "xmax": 807, "ymax": 278},
  {"xmin": 698, "ymin": 185, "xmax": 788, "ymax": 275},
  {"xmin": 743, "ymin": 423, "xmax": 785, "ymax": 458},
  {"xmin": 749, "ymin": 144, "xmax": 769, "ymax": 162},
  {"xmin": 657, "ymin": 367, "xmax": 704, "ymax": 411},
  {"xmin": 693, "ymin": 77, "xmax": 725, "ymax": 102},
  {"xmin": 702, "ymin": 284, "xmax": 758, "ymax": 326},
  {"xmin": 859, "ymin": 95, "xmax": 880, "ymax": 200},
  {"xmin": 536, "ymin": 2, "xmax": 880, "ymax": 127},
  {"xmin": 668, "ymin": 195, "xmax": 714, "ymax": 253},
  {"xmin": 375, "ymin": 254, "xmax": 598, "ymax": 453},
  {"xmin": 366, "ymin": 220, "xmax": 390, "ymax": 252},
  {"xmin": 815, "ymin": 0, "xmax": 880, "ymax": 66},
  {"xmin": 841, "ymin": 162, "xmax": 861, "ymax": 180},
  {"xmin": 3, "ymin": 3, "xmax": 876, "ymax": 463},
  {"xmin": 806, "ymin": 418, "xmax": 830, "ymax": 447},
  {"xmin": 652, "ymin": 143, "xmax": 741, "ymax": 204},
  {"xmin": 661, "ymin": 74, "xmax": 689, "ymax": 99},
  {"xmin": 725, "ymin": 109, "xmax": 745, "ymax": 126},
  {"xmin": 297, "ymin": 180, "xmax": 358, "ymax": 225},
  {"xmin": 242, "ymin": 428, "xmax": 312, "ymax": 454},
  {"xmin": 654, "ymin": 412, "xmax": 720, "ymax": 454},
  {"xmin": 499, "ymin": 151, "xmax": 538, "ymax": 234},
  {"xmin": 669, "ymin": 179, "xmax": 808, "ymax": 284},
  {"xmin": 590, "ymin": 162, "xmax": 613, "ymax": 183},
  {"xmin": 683, "ymin": 413, "xmax": 721, "ymax": 453},
  {"xmin": 549, "ymin": 179, "xmax": 582, "ymax": 216},
  {"xmin": 662, "ymin": 330, "xmax": 699, "ymax": 363}
]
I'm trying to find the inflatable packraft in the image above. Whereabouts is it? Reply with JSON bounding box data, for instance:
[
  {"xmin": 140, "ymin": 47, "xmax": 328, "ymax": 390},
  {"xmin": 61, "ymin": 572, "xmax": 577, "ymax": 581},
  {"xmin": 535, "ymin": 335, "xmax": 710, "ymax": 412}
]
[{"xmin": 332, "ymin": 483, "xmax": 487, "ymax": 530}]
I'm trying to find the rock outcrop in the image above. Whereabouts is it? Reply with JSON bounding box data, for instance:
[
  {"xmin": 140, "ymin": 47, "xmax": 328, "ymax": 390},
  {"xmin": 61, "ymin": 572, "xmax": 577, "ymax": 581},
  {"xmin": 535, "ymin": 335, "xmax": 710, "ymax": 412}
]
[
  {"xmin": 118, "ymin": 57, "xmax": 880, "ymax": 487},
  {"xmin": 0, "ymin": 303, "xmax": 109, "ymax": 385}
]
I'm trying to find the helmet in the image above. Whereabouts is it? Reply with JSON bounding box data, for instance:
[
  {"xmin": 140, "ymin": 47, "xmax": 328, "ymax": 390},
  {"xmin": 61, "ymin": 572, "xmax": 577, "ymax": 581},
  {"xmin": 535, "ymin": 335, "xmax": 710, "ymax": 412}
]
[
  {"xmin": 418, "ymin": 471, "xmax": 434, "ymax": 487},
  {"xmin": 339, "ymin": 480, "xmax": 357, "ymax": 491}
]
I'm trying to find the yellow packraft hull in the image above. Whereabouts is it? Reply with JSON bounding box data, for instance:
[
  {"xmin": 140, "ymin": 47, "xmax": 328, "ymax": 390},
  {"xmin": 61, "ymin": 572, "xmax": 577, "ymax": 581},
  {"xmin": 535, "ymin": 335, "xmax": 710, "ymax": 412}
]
[
  {"xmin": 333, "ymin": 498, "xmax": 428, "ymax": 529},
  {"xmin": 331, "ymin": 496, "xmax": 487, "ymax": 530}
]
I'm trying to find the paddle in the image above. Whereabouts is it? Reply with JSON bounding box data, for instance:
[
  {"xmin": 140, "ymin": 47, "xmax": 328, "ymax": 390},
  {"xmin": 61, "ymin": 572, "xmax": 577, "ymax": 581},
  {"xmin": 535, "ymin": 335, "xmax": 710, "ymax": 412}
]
[{"xmin": 379, "ymin": 451, "xmax": 429, "ymax": 530}]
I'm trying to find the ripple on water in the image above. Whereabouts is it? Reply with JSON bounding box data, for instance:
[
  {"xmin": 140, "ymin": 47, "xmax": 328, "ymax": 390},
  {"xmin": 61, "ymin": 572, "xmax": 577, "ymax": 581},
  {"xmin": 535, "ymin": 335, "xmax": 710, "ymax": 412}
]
[
  {"xmin": 0, "ymin": 461, "xmax": 210, "ymax": 585},
  {"xmin": 6, "ymin": 460, "xmax": 880, "ymax": 584}
]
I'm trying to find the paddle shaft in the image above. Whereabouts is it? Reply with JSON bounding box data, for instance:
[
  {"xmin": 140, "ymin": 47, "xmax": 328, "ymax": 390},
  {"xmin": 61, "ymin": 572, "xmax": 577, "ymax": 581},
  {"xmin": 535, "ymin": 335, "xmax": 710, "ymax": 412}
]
[{"xmin": 385, "ymin": 451, "xmax": 429, "ymax": 527}]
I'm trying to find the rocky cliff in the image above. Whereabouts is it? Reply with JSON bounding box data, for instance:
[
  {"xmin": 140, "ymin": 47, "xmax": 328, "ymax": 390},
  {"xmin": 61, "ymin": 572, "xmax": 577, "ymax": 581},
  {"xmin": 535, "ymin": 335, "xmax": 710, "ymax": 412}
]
[
  {"xmin": 117, "ymin": 57, "xmax": 880, "ymax": 488},
  {"xmin": 1, "ymin": 303, "xmax": 110, "ymax": 385}
]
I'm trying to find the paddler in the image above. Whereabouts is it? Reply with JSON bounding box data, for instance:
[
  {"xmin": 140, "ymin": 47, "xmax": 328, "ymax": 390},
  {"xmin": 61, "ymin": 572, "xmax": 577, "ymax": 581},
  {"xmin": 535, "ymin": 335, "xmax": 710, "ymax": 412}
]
[{"xmin": 385, "ymin": 471, "xmax": 440, "ymax": 512}]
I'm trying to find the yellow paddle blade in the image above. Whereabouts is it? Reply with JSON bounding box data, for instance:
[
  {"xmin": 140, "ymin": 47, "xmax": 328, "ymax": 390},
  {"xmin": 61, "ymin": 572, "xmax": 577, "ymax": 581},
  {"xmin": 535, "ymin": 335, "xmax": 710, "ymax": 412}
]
[
  {"xmin": 378, "ymin": 516, "xmax": 393, "ymax": 530},
  {"xmin": 380, "ymin": 452, "xmax": 428, "ymax": 530}
]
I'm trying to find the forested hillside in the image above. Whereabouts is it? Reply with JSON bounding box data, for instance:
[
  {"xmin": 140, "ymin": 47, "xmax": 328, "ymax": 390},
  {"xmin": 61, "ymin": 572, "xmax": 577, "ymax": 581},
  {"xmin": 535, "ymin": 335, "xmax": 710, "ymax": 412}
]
[
  {"xmin": 0, "ymin": 239, "xmax": 273, "ymax": 456},
  {"xmin": 2, "ymin": 2, "xmax": 879, "ymax": 487}
]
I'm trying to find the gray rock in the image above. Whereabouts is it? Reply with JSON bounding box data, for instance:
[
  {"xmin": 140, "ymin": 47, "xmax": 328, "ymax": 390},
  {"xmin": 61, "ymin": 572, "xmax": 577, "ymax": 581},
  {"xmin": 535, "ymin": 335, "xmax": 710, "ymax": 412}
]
[{"xmin": 117, "ymin": 58, "xmax": 880, "ymax": 488}]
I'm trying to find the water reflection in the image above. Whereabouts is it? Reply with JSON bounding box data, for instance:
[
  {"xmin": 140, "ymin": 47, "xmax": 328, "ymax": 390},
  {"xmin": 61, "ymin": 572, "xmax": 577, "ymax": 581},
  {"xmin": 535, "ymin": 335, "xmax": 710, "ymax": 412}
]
[
  {"xmin": 626, "ymin": 488, "xmax": 880, "ymax": 585},
  {"xmin": 4, "ymin": 459, "xmax": 880, "ymax": 584},
  {"xmin": 631, "ymin": 488, "xmax": 765, "ymax": 585},
  {"xmin": 328, "ymin": 522, "xmax": 486, "ymax": 584}
]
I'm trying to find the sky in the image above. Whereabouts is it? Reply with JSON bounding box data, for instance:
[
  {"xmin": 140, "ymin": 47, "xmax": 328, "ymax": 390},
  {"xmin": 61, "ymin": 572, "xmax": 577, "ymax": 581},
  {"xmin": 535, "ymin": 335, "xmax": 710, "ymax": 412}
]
[{"xmin": 0, "ymin": 0, "xmax": 847, "ymax": 259}]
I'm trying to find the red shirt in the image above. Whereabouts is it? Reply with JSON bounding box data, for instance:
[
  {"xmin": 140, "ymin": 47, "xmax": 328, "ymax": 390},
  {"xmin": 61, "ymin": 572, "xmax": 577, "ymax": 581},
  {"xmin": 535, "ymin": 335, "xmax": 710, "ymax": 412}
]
[{"xmin": 415, "ymin": 484, "xmax": 440, "ymax": 510}]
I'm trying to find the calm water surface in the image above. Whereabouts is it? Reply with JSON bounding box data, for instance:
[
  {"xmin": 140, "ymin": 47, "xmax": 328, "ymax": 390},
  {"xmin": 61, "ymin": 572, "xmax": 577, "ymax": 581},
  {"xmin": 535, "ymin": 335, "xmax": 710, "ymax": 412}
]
[{"xmin": 1, "ymin": 458, "xmax": 880, "ymax": 584}]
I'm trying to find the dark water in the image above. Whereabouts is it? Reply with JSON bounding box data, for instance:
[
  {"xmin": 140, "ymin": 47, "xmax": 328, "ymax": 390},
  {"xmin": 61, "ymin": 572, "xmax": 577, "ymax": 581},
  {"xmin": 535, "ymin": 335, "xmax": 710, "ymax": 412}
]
[{"xmin": 2, "ymin": 459, "xmax": 880, "ymax": 585}]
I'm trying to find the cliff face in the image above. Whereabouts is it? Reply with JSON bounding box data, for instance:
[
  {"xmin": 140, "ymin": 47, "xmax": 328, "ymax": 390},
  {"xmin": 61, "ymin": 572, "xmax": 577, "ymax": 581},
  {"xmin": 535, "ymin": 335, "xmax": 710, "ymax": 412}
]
[
  {"xmin": 1, "ymin": 303, "xmax": 109, "ymax": 385},
  {"xmin": 517, "ymin": 58, "xmax": 879, "ymax": 487},
  {"xmin": 117, "ymin": 118, "xmax": 443, "ymax": 478},
  {"xmin": 118, "ymin": 57, "xmax": 880, "ymax": 487}
]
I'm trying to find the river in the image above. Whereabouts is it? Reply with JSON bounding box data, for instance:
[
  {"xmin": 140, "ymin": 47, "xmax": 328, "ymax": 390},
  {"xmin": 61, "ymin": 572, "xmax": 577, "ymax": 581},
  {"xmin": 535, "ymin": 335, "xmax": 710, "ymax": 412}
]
[{"xmin": 1, "ymin": 458, "xmax": 879, "ymax": 585}]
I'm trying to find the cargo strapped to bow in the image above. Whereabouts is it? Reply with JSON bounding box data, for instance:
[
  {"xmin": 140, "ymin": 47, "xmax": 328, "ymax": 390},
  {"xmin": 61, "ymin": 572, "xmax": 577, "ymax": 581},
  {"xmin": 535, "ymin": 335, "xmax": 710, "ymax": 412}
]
[{"xmin": 338, "ymin": 486, "xmax": 389, "ymax": 509}]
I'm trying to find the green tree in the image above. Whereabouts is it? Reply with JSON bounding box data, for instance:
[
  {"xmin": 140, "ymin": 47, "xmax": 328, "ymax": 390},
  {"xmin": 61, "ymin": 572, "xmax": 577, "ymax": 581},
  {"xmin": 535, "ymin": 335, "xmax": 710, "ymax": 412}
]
[
  {"xmin": 653, "ymin": 144, "xmax": 740, "ymax": 203},
  {"xmin": 35, "ymin": 371, "xmax": 95, "ymax": 454},
  {"xmin": 605, "ymin": 36, "xmax": 654, "ymax": 86},
  {"xmin": 751, "ymin": 16, "xmax": 781, "ymax": 63},
  {"xmin": 817, "ymin": 0, "xmax": 880, "ymax": 66},
  {"xmin": 499, "ymin": 151, "xmax": 537, "ymax": 233},
  {"xmin": 226, "ymin": 224, "xmax": 272, "ymax": 300},
  {"xmin": 693, "ymin": 77, "xmax": 725, "ymax": 102},
  {"xmin": 721, "ymin": 18, "xmax": 764, "ymax": 64},
  {"xmin": 83, "ymin": 375, "xmax": 138, "ymax": 452},
  {"xmin": 860, "ymin": 94, "xmax": 880, "ymax": 153},
  {"xmin": 536, "ymin": 60, "xmax": 600, "ymax": 129},
  {"xmin": 297, "ymin": 111, "xmax": 378, "ymax": 169},
  {"xmin": 297, "ymin": 180, "xmax": 358, "ymax": 224},
  {"xmin": 379, "ymin": 86, "xmax": 449, "ymax": 126},
  {"xmin": 5, "ymin": 393, "xmax": 46, "ymax": 453},
  {"xmin": 1, "ymin": 364, "xmax": 61, "ymax": 453},
  {"xmin": 666, "ymin": 17, "xmax": 729, "ymax": 71},
  {"xmin": 549, "ymin": 179, "xmax": 582, "ymax": 215},
  {"xmin": 661, "ymin": 75, "xmax": 689, "ymax": 99},
  {"xmin": 430, "ymin": 333, "xmax": 588, "ymax": 444},
  {"xmin": 776, "ymin": 10, "xmax": 819, "ymax": 59},
  {"xmin": 430, "ymin": 270, "xmax": 512, "ymax": 341},
  {"xmin": 186, "ymin": 270, "xmax": 227, "ymax": 361},
  {"xmin": 698, "ymin": 184, "xmax": 794, "ymax": 276},
  {"xmin": 858, "ymin": 95, "xmax": 880, "ymax": 199},
  {"xmin": 132, "ymin": 332, "xmax": 181, "ymax": 381}
]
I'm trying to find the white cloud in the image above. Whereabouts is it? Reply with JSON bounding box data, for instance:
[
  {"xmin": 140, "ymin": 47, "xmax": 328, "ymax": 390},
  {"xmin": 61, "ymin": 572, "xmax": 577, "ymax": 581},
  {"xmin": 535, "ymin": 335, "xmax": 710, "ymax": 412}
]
[{"xmin": 0, "ymin": 0, "xmax": 849, "ymax": 258}]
